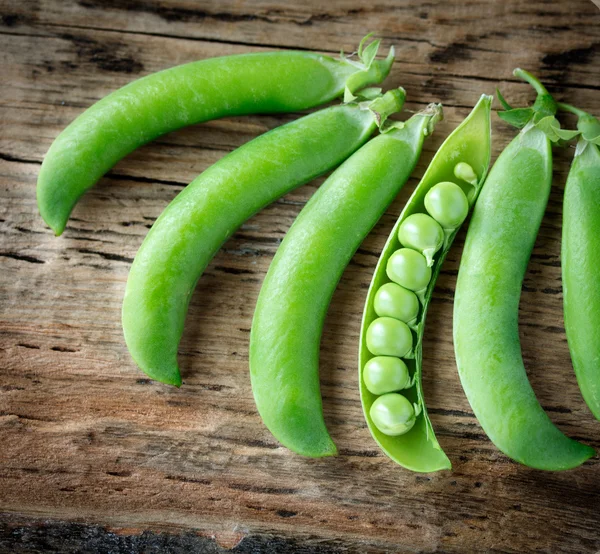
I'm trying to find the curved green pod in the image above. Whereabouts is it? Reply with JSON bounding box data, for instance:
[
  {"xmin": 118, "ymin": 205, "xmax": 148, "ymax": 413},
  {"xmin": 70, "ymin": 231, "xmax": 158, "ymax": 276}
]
[
  {"xmin": 37, "ymin": 36, "xmax": 394, "ymax": 235},
  {"xmin": 123, "ymin": 90, "xmax": 405, "ymax": 387},
  {"xmin": 560, "ymin": 104, "xmax": 600, "ymax": 420},
  {"xmin": 359, "ymin": 94, "xmax": 492, "ymax": 472},
  {"xmin": 454, "ymin": 71, "xmax": 595, "ymax": 470},
  {"xmin": 250, "ymin": 104, "xmax": 443, "ymax": 457}
]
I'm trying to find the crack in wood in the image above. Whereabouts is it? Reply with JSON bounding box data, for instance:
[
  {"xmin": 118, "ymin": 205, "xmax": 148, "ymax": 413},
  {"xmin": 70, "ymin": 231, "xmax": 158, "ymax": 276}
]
[
  {"xmin": 0, "ymin": 411, "xmax": 54, "ymax": 422},
  {"xmin": 164, "ymin": 474, "xmax": 211, "ymax": 485},
  {"xmin": 50, "ymin": 346, "xmax": 78, "ymax": 353},
  {"xmin": 35, "ymin": 21, "xmax": 329, "ymax": 53},
  {"xmin": 76, "ymin": 248, "xmax": 133, "ymax": 264},
  {"xmin": 0, "ymin": 252, "xmax": 45, "ymax": 264},
  {"xmin": 0, "ymin": 152, "xmax": 41, "ymax": 165},
  {"xmin": 227, "ymin": 483, "xmax": 299, "ymax": 495},
  {"xmin": 103, "ymin": 172, "xmax": 186, "ymax": 188},
  {"xmin": 16, "ymin": 344, "xmax": 40, "ymax": 350}
]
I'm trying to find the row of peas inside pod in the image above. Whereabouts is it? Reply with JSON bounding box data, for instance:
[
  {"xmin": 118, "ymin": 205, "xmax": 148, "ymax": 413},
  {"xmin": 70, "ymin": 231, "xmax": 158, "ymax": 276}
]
[{"xmin": 363, "ymin": 163, "xmax": 478, "ymax": 437}]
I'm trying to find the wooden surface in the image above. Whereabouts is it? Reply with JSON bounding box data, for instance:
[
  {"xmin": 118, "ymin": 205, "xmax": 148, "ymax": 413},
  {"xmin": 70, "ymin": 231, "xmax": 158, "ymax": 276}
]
[{"xmin": 1, "ymin": 1, "xmax": 600, "ymax": 552}]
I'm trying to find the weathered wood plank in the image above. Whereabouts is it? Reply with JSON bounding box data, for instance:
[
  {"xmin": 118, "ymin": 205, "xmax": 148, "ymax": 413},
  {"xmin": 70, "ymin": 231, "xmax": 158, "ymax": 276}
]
[
  {"xmin": 1, "ymin": 0, "xmax": 600, "ymax": 552},
  {"xmin": 3, "ymin": 0, "xmax": 599, "ymax": 92}
]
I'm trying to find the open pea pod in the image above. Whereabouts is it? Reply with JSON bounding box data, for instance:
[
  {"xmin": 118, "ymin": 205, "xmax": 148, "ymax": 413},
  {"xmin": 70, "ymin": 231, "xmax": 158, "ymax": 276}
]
[{"xmin": 359, "ymin": 94, "xmax": 492, "ymax": 472}]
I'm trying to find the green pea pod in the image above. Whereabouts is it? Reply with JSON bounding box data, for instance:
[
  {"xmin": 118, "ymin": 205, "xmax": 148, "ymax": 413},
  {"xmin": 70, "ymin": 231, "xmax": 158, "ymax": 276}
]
[
  {"xmin": 454, "ymin": 70, "xmax": 595, "ymax": 470},
  {"xmin": 359, "ymin": 94, "xmax": 492, "ymax": 472},
  {"xmin": 37, "ymin": 36, "xmax": 394, "ymax": 236},
  {"xmin": 250, "ymin": 103, "xmax": 443, "ymax": 457},
  {"xmin": 560, "ymin": 103, "xmax": 600, "ymax": 421},
  {"xmin": 123, "ymin": 90, "xmax": 405, "ymax": 387}
]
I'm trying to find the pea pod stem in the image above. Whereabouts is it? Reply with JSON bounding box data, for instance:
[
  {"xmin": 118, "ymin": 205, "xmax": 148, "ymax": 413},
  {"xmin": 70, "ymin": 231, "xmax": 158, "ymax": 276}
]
[
  {"xmin": 359, "ymin": 94, "xmax": 492, "ymax": 472},
  {"xmin": 513, "ymin": 68, "xmax": 550, "ymax": 97},
  {"xmin": 123, "ymin": 90, "xmax": 405, "ymax": 387},
  {"xmin": 498, "ymin": 68, "xmax": 567, "ymax": 131},
  {"xmin": 557, "ymin": 102, "xmax": 589, "ymax": 119},
  {"xmin": 249, "ymin": 102, "xmax": 442, "ymax": 457},
  {"xmin": 558, "ymin": 103, "xmax": 600, "ymax": 144},
  {"xmin": 37, "ymin": 36, "xmax": 394, "ymax": 236},
  {"xmin": 513, "ymin": 68, "xmax": 557, "ymax": 120}
]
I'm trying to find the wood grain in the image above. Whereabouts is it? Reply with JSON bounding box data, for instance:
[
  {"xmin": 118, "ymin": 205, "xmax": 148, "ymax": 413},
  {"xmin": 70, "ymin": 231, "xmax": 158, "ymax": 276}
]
[{"xmin": 1, "ymin": 0, "xmax": 600, "ymax": 552}]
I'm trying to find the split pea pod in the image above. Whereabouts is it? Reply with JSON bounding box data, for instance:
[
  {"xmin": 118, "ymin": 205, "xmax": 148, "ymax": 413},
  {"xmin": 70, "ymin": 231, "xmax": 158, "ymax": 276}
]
[
  {"xmin": 560, "ymin": 104, "xmax": 600, "ymax": 420},
  {"xmin": 250, "ymin": 103, "xmax": 443, "ymax": 457},
  {"xmin": 123, "ymin": 90, "xmax": 406, "ymax": 387},
  {"xmin": 359, "ymin": 94, "xmax": 492, "ymax": 472},
  {"xmin": 453, "ymin": 70, "xmax": 594, "ymax": 470},
  {"xmin": 37, "ymin": 36, "xmax": 394, "ymax": 236}
]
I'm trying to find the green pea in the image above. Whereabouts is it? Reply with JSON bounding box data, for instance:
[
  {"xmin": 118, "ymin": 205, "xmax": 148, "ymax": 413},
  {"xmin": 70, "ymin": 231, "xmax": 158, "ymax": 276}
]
[
  {"xmin": 454, "ymin": 69, "xmax": 595, "ymax": 470},
  {"xmin": 363, "ymin": 356, "xmax": 411, "ymax": 395},
  {"xmin": 36, "ymin": 36, "xmax": 394, "ymax": 236},
  {"xmin": 397, "ymin": 213, "xmax": 444, "ymax": 264},
  {"xmin": 386, "ymin": 248, "xmax": 431, "ymax": 291},
  {"xmin": 424, "ymin": 181, "xmax": 469, "ymax": 228},
  {"xmin": 454, "ymin": 162, "xmax": 478, "ymax": 185},
  {"xmin": 373, "ymin": 282, "xmax": 419, "ymax": 323},
  {"xmin": 365, "ymin": 317, "xmax": 413, "ymax": 357},
  {"xmin": 369, "ymin": 393, "xmax": 417, "ymax": 436}
]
